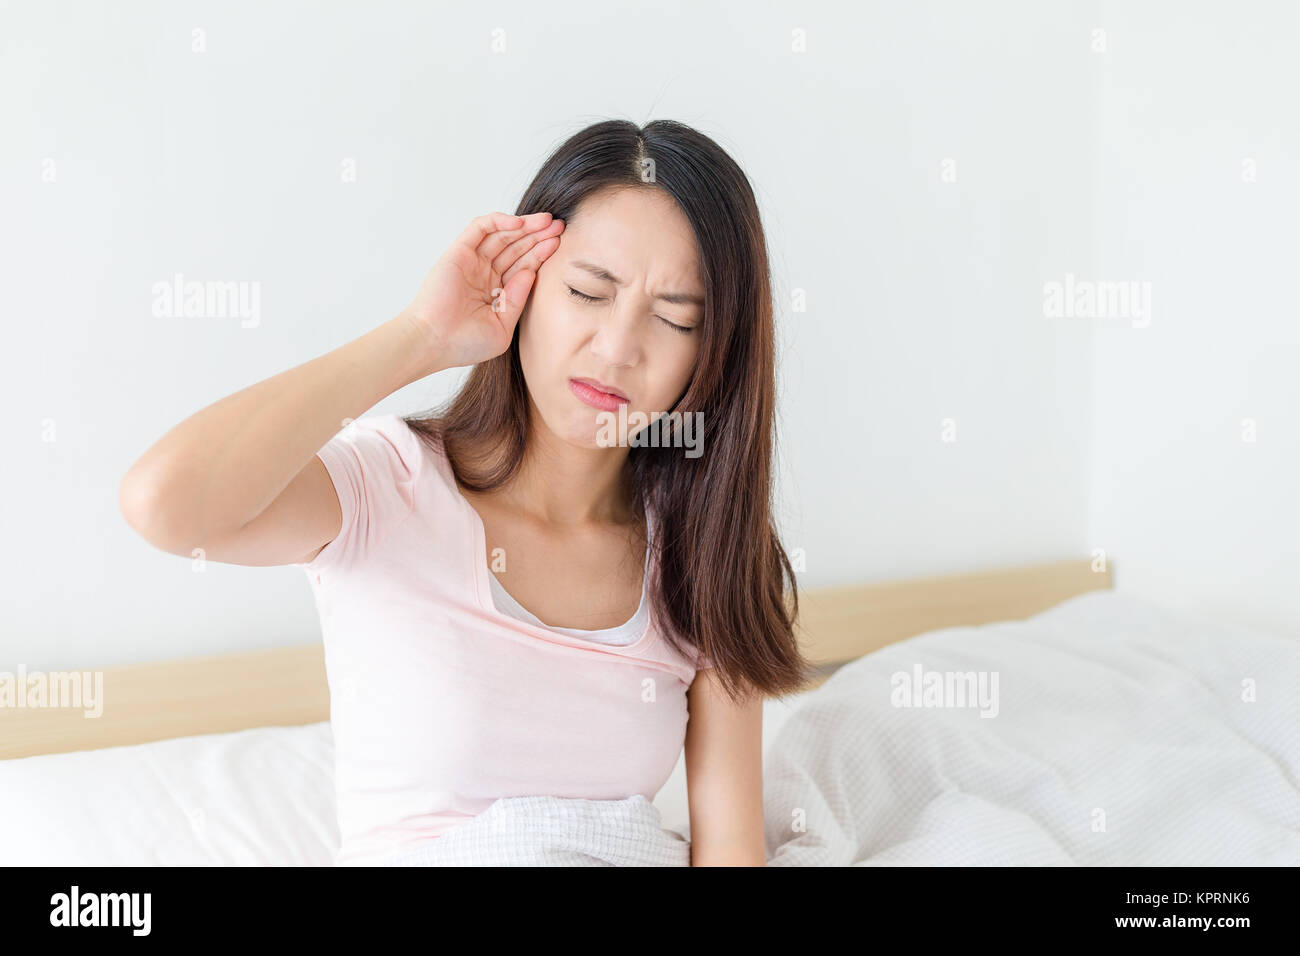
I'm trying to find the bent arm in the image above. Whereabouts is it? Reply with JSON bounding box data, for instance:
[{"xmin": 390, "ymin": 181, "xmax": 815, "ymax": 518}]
[{"xmin": 118, "ymin": 311, "xmax": 443, "ymax": 566}]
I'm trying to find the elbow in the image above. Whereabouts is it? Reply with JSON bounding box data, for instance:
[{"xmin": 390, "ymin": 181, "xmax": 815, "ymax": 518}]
[
  {"xmin": 119, "ymin": 467, "xmax": 159, "ymax": 537},
  {"xmin": 118, "ymin": 467, "xmax": 185, "ymax": 552},
  {"xmin": 118, "ymin": 466, "xmax": 150, "ymax": 534}
]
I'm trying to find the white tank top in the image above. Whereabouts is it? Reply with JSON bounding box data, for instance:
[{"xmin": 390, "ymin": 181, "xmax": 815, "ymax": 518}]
[{"xmin": 486, "ymin": 521, "xmax": 651, "ymax": 646}]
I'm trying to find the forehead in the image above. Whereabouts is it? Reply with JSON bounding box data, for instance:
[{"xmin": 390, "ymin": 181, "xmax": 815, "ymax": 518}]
[{"xmin": 560, "ymin": 187, "xmax": 704, "ymax": 296}]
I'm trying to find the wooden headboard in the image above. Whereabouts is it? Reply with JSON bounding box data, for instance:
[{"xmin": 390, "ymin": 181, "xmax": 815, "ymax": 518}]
[{"xmin": 0, "ymin": 557, "xmax": 1112, "ymax": 761}]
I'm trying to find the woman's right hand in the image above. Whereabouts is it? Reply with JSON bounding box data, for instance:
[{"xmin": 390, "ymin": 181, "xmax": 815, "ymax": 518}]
[{"xmin": 402, "ymin": 210, "xmax": 565, "ymax": 370}]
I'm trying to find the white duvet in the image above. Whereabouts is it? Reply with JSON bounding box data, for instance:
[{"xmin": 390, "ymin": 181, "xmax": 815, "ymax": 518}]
[
  {"xmin": 2, "ymin": 589, "xmax": 1295, "ymax": 866},
  {"xmin": 764, "ymin": 590, "xmax": 1300, "ymax": 865}
]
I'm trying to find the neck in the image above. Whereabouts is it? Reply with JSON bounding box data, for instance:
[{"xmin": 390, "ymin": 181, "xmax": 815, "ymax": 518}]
[{"xmin": 501, "ymin": 404, "xmax": 638, "ymax": 529}]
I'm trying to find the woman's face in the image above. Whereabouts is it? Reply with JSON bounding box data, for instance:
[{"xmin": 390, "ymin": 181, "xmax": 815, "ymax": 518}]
[{"xmin": 517, "ymin": 186, "xmax": 705, "ymax": 450}]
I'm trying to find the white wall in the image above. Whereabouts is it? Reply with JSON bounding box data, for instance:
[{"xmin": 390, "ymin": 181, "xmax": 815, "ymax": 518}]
[
  {"xmin": 1088, "ymin": 1, "xmax": 1300, "ymax": 635},
  {"xmin": 3, "ymin": 0, "xmax": 1134, "ymax": 672}
]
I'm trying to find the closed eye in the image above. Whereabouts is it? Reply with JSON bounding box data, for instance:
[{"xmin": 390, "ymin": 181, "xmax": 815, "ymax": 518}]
[
  {"xmin": 657, "ymin": 316, "xmax": 694, "ymax": 334},
  {"xmin": 566, "ymin": 286, "xmax": 695, "ymax": 335},
  {"xmin": 567, "ymin": 286, "xmax": 601, "ymax": 304}
]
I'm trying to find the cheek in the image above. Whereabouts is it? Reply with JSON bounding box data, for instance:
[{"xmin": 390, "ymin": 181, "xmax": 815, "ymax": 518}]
[
  {"xmin": 519, "ymin": 285, "xmax": 553, "ymax": 343},
  {"xmin": 673, "ymin": 337, "xmax": 701, "ymax": 382},
  {"xmin": 517, "ymin": 292, "xmax": 572, "ymax": 375},
  {"xmin": 649, "ymin": 345, "xmax": 699, "ymax": 409}
]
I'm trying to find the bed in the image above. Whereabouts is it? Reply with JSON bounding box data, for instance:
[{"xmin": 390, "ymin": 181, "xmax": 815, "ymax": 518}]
[{"xmin": 3, "ymin": 558, "xmax": 1296, "ymax": 865}]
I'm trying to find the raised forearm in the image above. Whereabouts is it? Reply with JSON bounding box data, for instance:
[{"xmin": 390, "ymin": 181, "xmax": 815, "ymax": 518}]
[{"xmin": 119, "ymin": 311, "xmax": 442, "ymax": 548}]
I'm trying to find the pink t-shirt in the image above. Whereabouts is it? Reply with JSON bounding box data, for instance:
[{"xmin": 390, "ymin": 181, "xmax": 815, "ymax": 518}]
[{"xmin": 293, "ymin": 413, "xmax": 711, "ymax": 866}]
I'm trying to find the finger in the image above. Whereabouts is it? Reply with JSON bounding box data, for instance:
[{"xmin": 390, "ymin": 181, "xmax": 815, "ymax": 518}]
[
  {"xmin": 493, "ymin": 266, "xmax": 537, "ymax": 333},
  {"xmin": 500, "ymin": 235, "xmax": 562, "ymax": 289},
  {"xmin": 492, "ymin": 218, "xmax": 564, "ymax": 278},
  {"xmin": 477, "ymin": 211, "xmax": 557, "ymax": 261},
  {"xmin": 454, "ymin": 211, "xmax": 525, "ymax": 253}
]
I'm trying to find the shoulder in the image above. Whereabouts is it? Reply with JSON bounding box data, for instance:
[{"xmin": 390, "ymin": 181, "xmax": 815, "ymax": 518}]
[
  {"xmin": 310, "ymin": 413, "xmax": 437, "ymax": 525},
  {"xmin": 294, "ymin": 415, "xmax": 434, "ymax": 573},
  {"xmin": 334, "ymin": 414, "xmax": 436, "ymax": 478},
  {"xmin": 346, "ymin": 414, "xmax": 469, "ymax": 516},
  {"xmin": 342, "ymin": 412, "xmax": 420, "ymax": 450}
]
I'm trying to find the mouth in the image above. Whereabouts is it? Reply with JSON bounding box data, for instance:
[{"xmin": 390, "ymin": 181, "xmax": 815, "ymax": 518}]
[{"xmin": 569, "ymin": 377, "xmax": 630, "ymax": 411}]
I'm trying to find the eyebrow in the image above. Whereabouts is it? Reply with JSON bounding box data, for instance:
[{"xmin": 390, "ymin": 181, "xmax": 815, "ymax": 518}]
[{"xmin": 571, "ymin": 259, "xmax": 705, "ymax": 307}]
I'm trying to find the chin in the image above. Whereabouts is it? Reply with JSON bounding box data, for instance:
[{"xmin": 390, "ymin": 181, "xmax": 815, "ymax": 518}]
[
  {"xmin": 536, "ymin": 408, "xmax": 603, "ymax": 450},
  {"xmin": 570, "ymin": 423, "xmax": 614, "ymax": 450}
]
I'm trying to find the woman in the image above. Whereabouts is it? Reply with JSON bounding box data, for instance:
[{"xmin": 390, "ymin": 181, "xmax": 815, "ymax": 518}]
[{"xmin": 119, "ymin": 118, "xmax": 810, "ymax": 866}]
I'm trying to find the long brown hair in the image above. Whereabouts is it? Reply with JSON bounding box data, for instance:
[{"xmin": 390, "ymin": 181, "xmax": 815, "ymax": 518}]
[{"xmin": 405, "ymin": 119, "xmax": 811, "ymax": 704}]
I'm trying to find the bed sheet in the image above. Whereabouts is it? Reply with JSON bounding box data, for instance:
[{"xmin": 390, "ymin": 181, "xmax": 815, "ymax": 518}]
[{"xmin": 5, "ymin": 589, "xmax": 1293, "ymax": 865}]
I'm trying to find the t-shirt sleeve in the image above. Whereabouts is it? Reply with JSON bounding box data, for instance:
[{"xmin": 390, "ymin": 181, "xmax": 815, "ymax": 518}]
[{"xmin": 292, "ymin": 414, "xmax": 422, "ymax": 575}]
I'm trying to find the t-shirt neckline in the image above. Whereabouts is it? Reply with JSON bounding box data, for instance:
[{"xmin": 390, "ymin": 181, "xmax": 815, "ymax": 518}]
[{"xmin": 419, "ymin": 423, "xmax": 657, "ymax": 654}]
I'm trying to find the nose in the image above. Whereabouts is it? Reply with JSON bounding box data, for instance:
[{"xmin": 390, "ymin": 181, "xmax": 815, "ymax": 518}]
[{"xmin": 588, "ymin": 302, "xmax": 640, "ymax": 368}]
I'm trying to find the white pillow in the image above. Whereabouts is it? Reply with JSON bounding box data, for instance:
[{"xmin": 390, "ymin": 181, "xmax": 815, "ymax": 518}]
[{"xmin": 0, "ymin": 722, "xmax": 338, "ymax": 866}]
